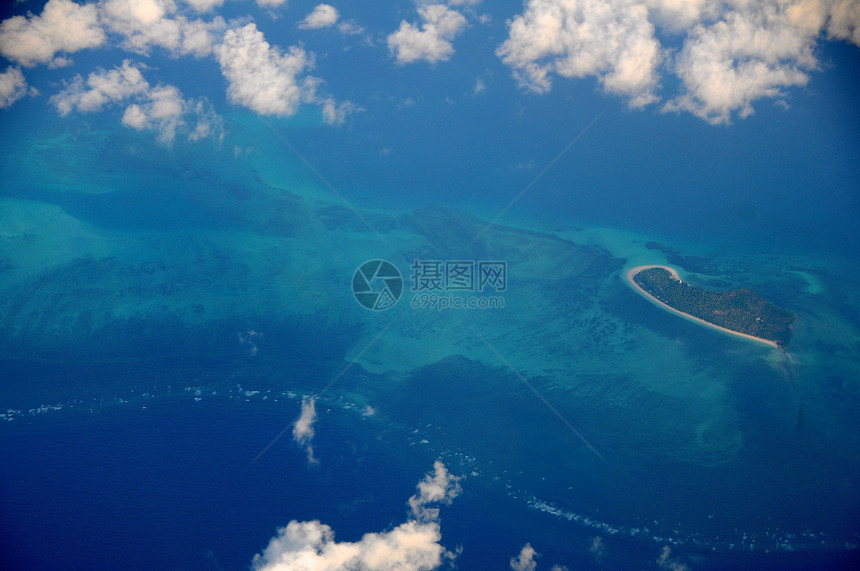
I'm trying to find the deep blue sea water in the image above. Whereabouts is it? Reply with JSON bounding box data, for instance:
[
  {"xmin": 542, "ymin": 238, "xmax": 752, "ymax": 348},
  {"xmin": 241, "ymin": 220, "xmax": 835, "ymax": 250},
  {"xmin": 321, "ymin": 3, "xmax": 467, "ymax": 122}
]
[
  {"xmin": 2, "ymin": 354, "xmax": 858, "ymax": 570},
  {"xmin": 2, "ymin": 5, "xmax": 860, "ymax": 569},
  {"xmin": 3, "ymin": 118, "xmax": 860, "ymax": 569},
  {"xmin": 3, "ymin": 109, "xmax": 860, "ymax": 568}
]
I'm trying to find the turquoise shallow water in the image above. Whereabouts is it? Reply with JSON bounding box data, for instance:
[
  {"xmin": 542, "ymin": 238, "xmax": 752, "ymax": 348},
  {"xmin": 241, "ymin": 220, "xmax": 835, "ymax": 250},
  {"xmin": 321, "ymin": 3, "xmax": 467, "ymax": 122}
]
[{"xmin": 1, "ymin": 102, "xmax": 859, "ymax": 570}]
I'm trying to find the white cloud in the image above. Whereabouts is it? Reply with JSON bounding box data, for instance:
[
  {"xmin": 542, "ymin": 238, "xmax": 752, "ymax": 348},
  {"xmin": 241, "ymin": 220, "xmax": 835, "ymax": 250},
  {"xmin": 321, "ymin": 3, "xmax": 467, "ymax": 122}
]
[
  {"xmin": 337, "ymin": 20, "xmax": 365, "ymax": 35},
  {"xmin": 0, "ymin": 66, "xmax": 29, "ymax": 108},
  {"xmin": 182, "ymin": 0, "xmax": 224, "ymax": 12},
  {"xmin": 665, "ymin": 3, "xmax": 819, "ymax": 123},
  {"xmin": 645, "ymin": 0, "xmax": 715, "ymax": 31},
  {"xmin": 510, "ymin": 543, "xmax": 539, "ymax": 571},
  {"xmin": 497, "ymin": 0, "xmax": 860, "ymax": 122},
  {"xmin": 121, "ymin": 84, "xmax": 185, "ymax": 143},
  {"xmin": 100, "ymin": 0, "xmax": 176, "ymax": 52},
  {"xmin": 177, "ymin": 16, "xmax": 227, "ymax": 57},
  {"xmin": 827, "ymin": 0, "xmax": 860, "ymax": 44},
  {"xmin": 589, "ymin": 536, "xmax": 605, "ymax": 561},
  {"xmin": 50, "ymin": 60, "xmax": 221, "ymax": 143},
  {"xmin": 320, "ymin": 98, "xmax": 357, "ymax": 125},
  {"xmin": 216, "ymin": 23, "xmax": 311, "ymax": 116},
  {"xmin": 496, "ymin": 0, "xmax": 661, "ymax": 107},
  {"xmin": 292, "ymin": 396, "xmax": 317, "ymax": 444},
  {"xmin": 257, "ymin": 0, "xmax": 288, "ymax": 7},
  {"xmin": 473, "ymin": 76, "xmax": 486, "ymax": 95},
  {"xmin": 292, "ymin": 396, "xmax": 318, "ymax": 462},
  {"xmin": 99, "ymin": 0, "xmax": 226, "ymax": 58},
  {"xmin": 656, "ymin": 545, "xmax": 688, "ymax": 571},
  {"xmin": 0, "ymin": 0, "xmax": 105, "ymax": 67},
  {"xmin": 188, "ymin": 100, "xmax": 224, "ymax": 142},
  {"xmin": 387, "ymin": 4, "xmax": 468, "ymax": 64},
  {"xmin": 407, "ymin": 460, "xmax": 461, "ymax": 522},
  {"xmin": 251, "ymin": 462, "xmax": 459, "ymax": 571},
  {"xmin": 299, "ymin": 4, "xmax": 339, "ymax": 29},
  {"xmin": 216, "ymin": 23, "xmax": 353, "ymax": 123},
  {"xmin": 51, "ymin": 59, "xmax": 149, "ymax": 115},
  {"xmin": 252, "ymin": 519, "xmax": 448, "ymax": 571}
]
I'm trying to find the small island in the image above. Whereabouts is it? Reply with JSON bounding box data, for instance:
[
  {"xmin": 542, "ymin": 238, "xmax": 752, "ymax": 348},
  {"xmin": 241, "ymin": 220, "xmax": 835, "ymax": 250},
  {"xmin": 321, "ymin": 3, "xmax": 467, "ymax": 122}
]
[{"xmin": 626, "ymin": 265, "xmax": 796, "ymax": 349}]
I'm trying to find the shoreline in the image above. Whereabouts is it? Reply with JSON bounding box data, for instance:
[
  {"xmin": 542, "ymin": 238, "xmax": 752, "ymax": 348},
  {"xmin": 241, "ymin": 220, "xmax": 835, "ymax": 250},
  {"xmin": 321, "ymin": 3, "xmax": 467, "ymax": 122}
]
[{"xmin": 625, "ymin": 265, "xmax": 780, "ymax": 349}]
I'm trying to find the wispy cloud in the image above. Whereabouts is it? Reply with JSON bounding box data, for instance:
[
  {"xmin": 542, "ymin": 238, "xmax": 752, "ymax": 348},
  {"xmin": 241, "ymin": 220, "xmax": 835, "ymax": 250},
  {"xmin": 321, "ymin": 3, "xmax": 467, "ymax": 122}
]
[
  {"xmin": 656, "ymin": 545, "xmax": 688, "ymax": 571},
  {"xmin": 292, "ymin": 396, "xmax": 318, "ymax": 464},
  {"xmin": 184, "ymin": 0, "xmax": 224, "ymax": 12},
  {"xmin": 589, "ymin": 535, "xmax": 605, "ymax": 562},
  {"xmin": 252, "ymin": 321, "xmax": 397, "ymax": 466}
]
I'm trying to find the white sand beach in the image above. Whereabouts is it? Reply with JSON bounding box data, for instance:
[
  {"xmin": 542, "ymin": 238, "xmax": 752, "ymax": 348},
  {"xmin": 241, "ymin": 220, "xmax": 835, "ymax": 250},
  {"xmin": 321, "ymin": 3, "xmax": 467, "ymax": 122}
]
[{"xmin": 626, "ymin": 265, "xmax": 779, "ymax": 349}]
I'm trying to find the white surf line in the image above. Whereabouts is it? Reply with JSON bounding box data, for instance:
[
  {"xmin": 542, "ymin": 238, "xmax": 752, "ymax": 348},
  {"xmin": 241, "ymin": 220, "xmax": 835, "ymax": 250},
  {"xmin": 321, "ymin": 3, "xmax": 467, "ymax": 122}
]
[
  {"xmin": 251, "ymin": 319, "xmax": 397, "ymax": 464},
  {"xmin": 626, "ymin": 265, "xmax": 779, "ymax": 349}
]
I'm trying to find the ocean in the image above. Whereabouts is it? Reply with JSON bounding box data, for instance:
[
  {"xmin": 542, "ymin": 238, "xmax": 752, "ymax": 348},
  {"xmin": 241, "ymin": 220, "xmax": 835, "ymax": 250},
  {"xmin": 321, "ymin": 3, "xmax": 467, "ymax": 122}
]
[{"xmin": 2, "ymin": 23, "xmax": 860, "ymax": 569}]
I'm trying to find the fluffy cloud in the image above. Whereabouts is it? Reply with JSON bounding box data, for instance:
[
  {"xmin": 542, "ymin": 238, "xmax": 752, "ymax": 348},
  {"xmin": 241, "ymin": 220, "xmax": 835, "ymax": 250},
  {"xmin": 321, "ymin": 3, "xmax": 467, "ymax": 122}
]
[
  {"xmin": 216, "ymin": 23, "xmax": 353, "ymax": 122},
  {"xmin": 121, "ymin": 84, "xmax": 186, "ymax": 143},
  {"xmin": 387, "ymin": 4, "xmax": 468, "ymax": 64},
  {"xmin": 299, "ymin": 4, "xmax": 339, "ymax": 29},
  {"xmin": 99, "ymin": 0, "xmax": 226, "ymax": 58},
  {"xmin": 644, "ymin": 0, "xmax": 715, "ymax": 31},
  {"xmin": 251, "ymin": 462, "xmax": 460, "ymax": 571},
  {"xmin": 251, "ymin": 520, "xmax": 448, "ymax": 571},
  {"xmin": 50, "ymin": 60, "xmax": 220, "ymax": 143},
  {"xmin": 827, "ymin": 0, "xmax": 860, "ymax": 44},
  {"xmin": 666, "ymin": 2, "xmax": 823, "ymax": 123},
  {"xmin": 51, "ymin": 60, "xmax": 149, "ymax": 114},
  {"xmin": 496, "ymin": 0, "xmax": 661, "ymax": 107},
  {"xmin": 0, "ymin": 66, "xmax": 29, "ymax": 108},
  {"xmin": 0, "ymin": 0, "xmax": 105, "ymax": 67},
  {"xmin": 510, "ymin": 543, "xmax": 539, "ymax": 571},
  {"xmin": 216, "ymin": 23, "xmax": 312, "ymax": 116},
  {"xmin": 407, "ymin": 460, "xmax": 461, "ymax": 521},
  {"xmin": 498, "ymin": 0, "xmax": 860, "ymax": 121}
]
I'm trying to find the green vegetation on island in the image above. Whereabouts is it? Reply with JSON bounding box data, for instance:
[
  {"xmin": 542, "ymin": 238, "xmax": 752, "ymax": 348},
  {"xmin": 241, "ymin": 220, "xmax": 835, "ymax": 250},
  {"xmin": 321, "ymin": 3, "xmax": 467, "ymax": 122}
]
[{"xmin": 633, "ymin": 267, "xmax": 796, "ymax": 348}]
